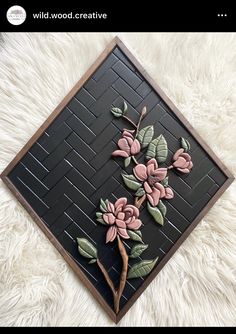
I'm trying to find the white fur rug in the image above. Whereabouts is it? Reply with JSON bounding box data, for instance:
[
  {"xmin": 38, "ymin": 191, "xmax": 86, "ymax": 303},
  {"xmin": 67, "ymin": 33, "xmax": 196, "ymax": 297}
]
[{"xmin": 0, "ymin": 33, "xmax": 236, "ymax": 327}]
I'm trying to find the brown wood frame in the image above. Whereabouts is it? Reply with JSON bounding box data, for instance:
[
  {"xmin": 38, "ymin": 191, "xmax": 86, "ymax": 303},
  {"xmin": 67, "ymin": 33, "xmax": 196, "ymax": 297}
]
[{"xmin": 0, "ymin": 36, "xmax": 234, "ymax": 324}]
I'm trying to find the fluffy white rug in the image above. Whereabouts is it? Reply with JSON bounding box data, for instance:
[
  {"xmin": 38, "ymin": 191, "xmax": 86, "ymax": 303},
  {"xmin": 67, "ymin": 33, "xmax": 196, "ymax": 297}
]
[{"xmin": 0, "ymin": 33, "xmax": 236, "ymax": 327}]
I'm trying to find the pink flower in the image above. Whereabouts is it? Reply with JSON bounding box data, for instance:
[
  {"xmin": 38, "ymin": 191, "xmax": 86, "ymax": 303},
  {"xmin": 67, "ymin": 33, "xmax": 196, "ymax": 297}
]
[
  {"xmin": 133, "ymin": 158, "xmax": 172, "ymax": 206},
  {"xmin": 103, "ymin": 198, "xmax": 142, "ymax": 243},
  {"xmin": 173, "ymin": 148, "xmax": 193, "ymax": 173},
  {"xmin": 165, "ymin": 187, "xmax": 174, "ymax": 199},
  {"xmin": 112, "ymin": 129, "xmax": 141, "ymax": 158}
]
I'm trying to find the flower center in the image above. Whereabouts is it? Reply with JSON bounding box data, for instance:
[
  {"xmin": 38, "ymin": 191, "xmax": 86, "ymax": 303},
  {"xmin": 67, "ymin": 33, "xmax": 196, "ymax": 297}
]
[
  {"xmin": 124, "ymin": 212, "xmax": 132, "ymax": 220},
  {"xmin": 117, "ymin": 212, "xmax": 125, "ymax": 220},
  {"xmin": 148, "ymin": 176, "xmax": 159, "ymax": 186}
]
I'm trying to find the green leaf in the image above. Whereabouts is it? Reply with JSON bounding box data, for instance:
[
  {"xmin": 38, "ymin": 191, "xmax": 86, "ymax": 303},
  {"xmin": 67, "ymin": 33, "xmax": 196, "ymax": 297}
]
[
  {"xmin": 88, "ymin": 259, "xmax": 97, "ymax": 264},
  {"xmin": 121, "ymin": 174, "xmax": 142, "ymax": 191},
  {"xmin": 181, "ymin": 137, "xmax": 191, "ymax": 152},
  {"xmin": 123, "ymin": 101, "xmax": 128, "ymax": 114},
  {"xmin": 137, "ymin": 125, "xmax": 154, "ymax": 148},
  {"xmin": 99, "ymin": 198, "xmax": 107, "ymax": 213},
  {"xmin": 130, "ymin": 244, "xmax": 149, "ymax": 258},
  {"xmin": 96, "ymin": 217, "xmax": 107, "ymax": 225},
  {"xmin": 111, "ymin": 107, "xmax": 123, "ymax": 118},
  {"xmin": 146, "ymin": 134, "xmax": 168, "ymax": 163},
  {"xmin": 127, "ymin": 257, "xmax": 159, "ymax": 279},
  {"xmin": 157, "ymin": 200, "xmax": 167, "ymax": 218},
  {"xmin": 127, "ymin": 230, "xmax": 143, "ymax": 243},
  {"xmin": 147, "ymin": 202, "xmax": 164, "ymax": 225},
  {"xmin": 124, "ymin": 156, "xmax": 131, "ymax": 168},
  {"xmin": 135, "ymin": 187, "xmax": 145, "ymax": 197},
  {"xmin": 96, "ymin": 212, "xmax": 102, "ymax": 218},
  {"xmin": 161, "ymin": 176, "xmax": 169, "ymax": 187},
  {"xmin": 77, "ymin": 238, "xmax": 97, "ymax": 259}
]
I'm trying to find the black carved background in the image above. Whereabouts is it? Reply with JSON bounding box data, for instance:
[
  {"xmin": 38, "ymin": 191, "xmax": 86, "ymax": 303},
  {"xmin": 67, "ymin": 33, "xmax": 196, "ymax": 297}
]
[{"xmin": 8, "ymin": 47, "xmax": 227, "ymax": 310}]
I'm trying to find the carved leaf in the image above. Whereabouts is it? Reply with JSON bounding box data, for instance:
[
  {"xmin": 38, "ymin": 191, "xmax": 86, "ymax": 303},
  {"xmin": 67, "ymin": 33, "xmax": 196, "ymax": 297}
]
[
  {"xmin": 146, "ymin": 134, "xmax": 168, "ymax": 163},
  {"xmin": 137, "ymin": 125, "xmax": 154, "ymax": 148},
  {"xmin": 161, "ymin": 176, "xmax": 169, "ymax": 187},
  {"xmin": 135, "ymin": 187, "xmax": 145, "ymax": 197},
  {"xmin": 123, "ymin": 101, "xmax": 128, "ymax": 114},
  {"xmin": 77, "ymin": 238, "xmax": 97, "ymax": 259},
  {"xmin": 88, "ymin": 259, "xmax": 97, "ymax": 264},
  {"xmin": 121, "ymin": 174, "xmax": 142, "ymax": 191},
  {"xmin": 127, "ymin": 230, "xmax": 143, "ymax": 243},
  {"xmin": 127, "ymin": 257, "xmax": 159, "ymax": 279},
  {"xmin": 147, "ymin": 202, "xmax": 164, "ymax": 225},
  {"xmin": 124, "ymin": 156, "xmax": 131, "ymax": 167},
  {"xmin": 111, "ymin": 107, "xmax": 123, "ymax": 118},
  {"xmin": 99, "ymin": 198, "xmax": 107, "ymax": 212},
  {"xmin": 130, "ymin": 244, "xmax": 148, "ymax": 258},
  {"xmin": 96, "ymin": 212, "xmax": 107, "ymax": 225},
  {"xmin": 181, "ymin": 137, "xmax": 191, "ymax": 152},
  {"xmin": 157, "ymin": 200, "xmax": 167, "ymax": 218}
]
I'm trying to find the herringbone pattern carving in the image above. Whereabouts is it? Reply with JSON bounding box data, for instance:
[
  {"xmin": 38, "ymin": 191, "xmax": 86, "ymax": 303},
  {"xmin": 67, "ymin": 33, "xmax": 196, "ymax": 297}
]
[{"xmin": 9, "ymin": 47, "xmax": 227, "ymax": 309}]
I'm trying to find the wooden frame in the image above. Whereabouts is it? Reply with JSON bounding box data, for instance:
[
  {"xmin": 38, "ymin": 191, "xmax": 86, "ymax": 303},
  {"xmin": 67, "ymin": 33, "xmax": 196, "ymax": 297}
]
[{"xmin": 1, "ymin": 36, "xmax": 234, "ymax": 323}]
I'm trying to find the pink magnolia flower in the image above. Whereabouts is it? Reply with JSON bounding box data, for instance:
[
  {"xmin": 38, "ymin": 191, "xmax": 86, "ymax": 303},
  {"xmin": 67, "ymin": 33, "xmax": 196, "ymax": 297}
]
[
  {"xmin": 112, "ymin": 129, "xmax": 141, "ymax": 158},
  {"xmin": 103, "ymin": 198, "xmax": 142, "ymax": 243},
  {"xmin": 133, "ymin": 158, "xmax": 173, "ymax": 206},
  {"xmin": 173, "ymin": 148, "xmax": 193, "ymax": 173}
]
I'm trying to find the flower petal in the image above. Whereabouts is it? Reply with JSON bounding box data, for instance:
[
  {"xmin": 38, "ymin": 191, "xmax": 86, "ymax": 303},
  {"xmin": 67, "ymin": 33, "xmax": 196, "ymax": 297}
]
[
  {"xmin": 115, "ymin": 204, "xmax": 123, "ymax": 215},
  {"xmin": 146, "ymin": 158, "xmax": 158, "ymax": 174},
  {"xmin": 115, "ymin": 197, "xmax": 127, "ymax": 209},
  {"xmin": 118, "ymin": 138, "xmax": 130, "ymax": 153},
  {"xmin": 107, "ymin": 202, "xmax": 115, "ymax": 213},
  {"xmin": 117, "ymin": 228, "xmax": 130, "ymax": 239},
  {"xmin": 153, "ymin": 168, "xmax": 167, "ymax": 181},
  {"xmin": 106, "ymin": 226, "xmax": 117, "ymax": 243},
  {"xmin": 177, "ymin": 167, "xmax": 190, "ymax": 174},
  {"xmin": 117, "ymin": 212, "xmax": 125, "ymax": 220},
  {"xmin": 133, "ymin": 164, "xmax": 148, "ymax": 181},
  {"xmin": 147, "ymin": 188, "xmax": 160, "ymax": 206},
  {"xmin": 173, "ymin": 157, "xmax": 187, "ymax": 168},
  {"xmin": 124, "ymin": 205, "xmax": 139, "ymax": 218},
  {"xmin": 154, "ymin": 182, "xmax": 166, "ymax": 198},
  {"xmin": 123, "ymin": 129, "xmax": 135, "ymax": 138},
  {"xmin": 165, "ymin": 187, "xmax": 174, "ymax": 199},
  {"xmin": 116, "ymin": 219, "xmax": 126, "ymax": 228},
  {"xmin": 144, "ymin": 181, "xmax": 152, "ymax": 194},
  {"xmin": 173, "ymin": 148, "xmax": 184, "ymax": 161},
  {"xmin": 131, "ymin": 139, "xmax": 141, "ymax": 155},
  {"xmin": 103, "ymin": 213, "xmax": 115, "ymax": 225},
  {"xmin": 181, "ymin": 161, "xmax": 191, "ymax": 168},
  {"xmin": 126, "ymin": 137, "xmax": 134, "ymax": 146},
  {"xmin": 112, "ymin": 150, "xmax": 129, "ymax": 157},
  {"xmin": 181, "ymin": 153, "xmax": 191, "ymax": 162},
  {"xmin": 188, "ymin": 161, "xmax": 193, "ymax": 170},
  {"xmin": 127, "ymin": 219, "xmax": 142, "ymax": 230}
]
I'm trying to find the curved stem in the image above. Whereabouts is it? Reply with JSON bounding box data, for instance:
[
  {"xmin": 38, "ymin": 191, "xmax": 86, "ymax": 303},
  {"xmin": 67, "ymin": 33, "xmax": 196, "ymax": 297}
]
[
  {"xmin": 136, "ymin": 106, "xmax": 147, "ymax": 134},
  {"xmin": 122, "ymin": 115, "xmax": 137, "ymax": 129},
  {"xmin": 135, "ymin": 194, "xmax": 146, "ymax": 209},
  {"xmin": 114, "ymin": 235, "xmax": 129, "ymax": 314},
  {"xmin": 97, "ymin": 259, "xmax": 116, "ymax": 296},
  {"xmin": 167, "ymin": 165, "xmax": 174, "ymax": 170}
]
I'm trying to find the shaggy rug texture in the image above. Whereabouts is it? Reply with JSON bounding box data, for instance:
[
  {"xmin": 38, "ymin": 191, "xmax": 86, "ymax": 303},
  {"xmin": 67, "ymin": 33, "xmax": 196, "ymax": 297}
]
[{"xmin": 0, "ymin": 33, "xmax": 236, "ymax": 327}]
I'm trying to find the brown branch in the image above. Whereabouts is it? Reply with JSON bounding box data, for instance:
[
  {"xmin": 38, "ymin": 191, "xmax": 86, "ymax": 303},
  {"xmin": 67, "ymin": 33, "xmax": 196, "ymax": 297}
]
[
  {"xmin": 114, "ymin": 235, "xmax": 129, "ymax": 314},
  {"xmin": 135, "ymin": 194, "xmax": 146, "ymax": 209},
  {"xmin": 97, "ymin": 259, "xmax": 116, "ymax": 296},
  {"xmin": 136, "ymin": 106, "xmax": 147, "ymax": 133},
  {"xmin": 122, "ymin": 115, "xmax": 137, "ymax": 129}
]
